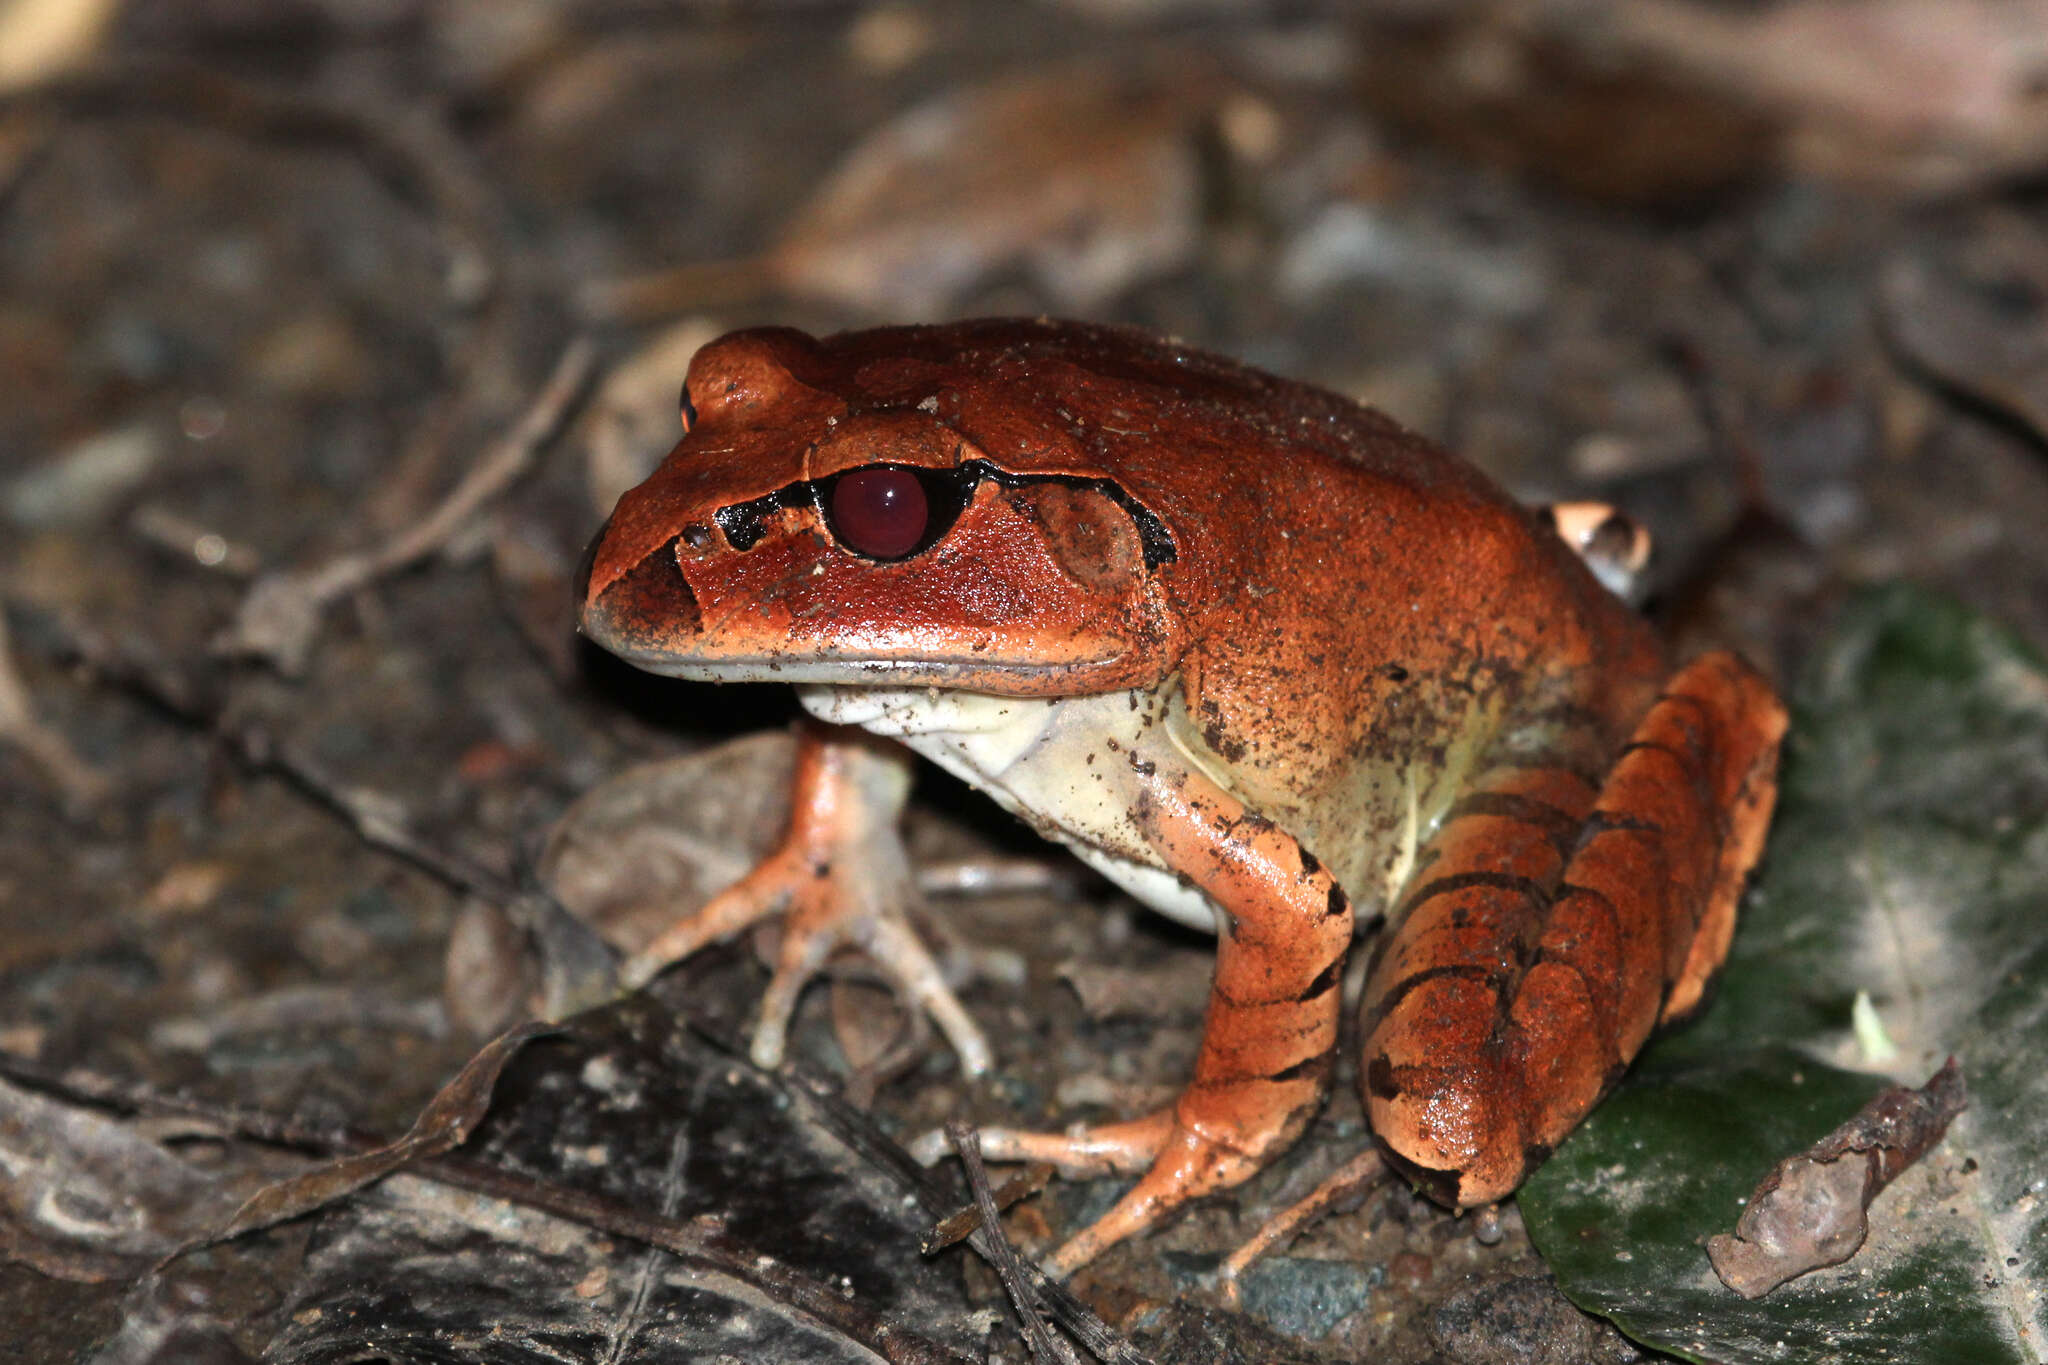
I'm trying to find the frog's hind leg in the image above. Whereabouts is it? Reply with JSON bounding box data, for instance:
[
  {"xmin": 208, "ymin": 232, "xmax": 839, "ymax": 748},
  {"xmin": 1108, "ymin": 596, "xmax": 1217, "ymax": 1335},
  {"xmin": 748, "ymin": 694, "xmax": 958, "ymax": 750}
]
[
  {"xmin": 1361, "ymin": 650, "xmax": 1786, "ymax": 1207},
  {"xmin": 965, "ymin": 767, "xmax": 1355, "ymax": 1274}
]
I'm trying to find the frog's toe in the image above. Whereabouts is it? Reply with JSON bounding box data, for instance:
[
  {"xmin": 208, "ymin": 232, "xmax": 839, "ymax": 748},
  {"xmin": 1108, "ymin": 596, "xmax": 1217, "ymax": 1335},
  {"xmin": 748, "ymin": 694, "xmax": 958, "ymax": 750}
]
[
  {"xmin": 746, "ymin": 885, "xmax": 993, "ymax": 1077},
  {"xmin": 618, "ymin": 838, "xmax": 993, "ymax": 1077},
  {"xmin": 1046, "ymin": 1120, "xmax": 1272, "ymax": 1274},
  {"xmin": 942, "ymin": 1107, "xmax": 1175, "ymax": 1179},
  {"xmin": 617, "ymin": 848, "xmax": 802, "ymax": 991},
  {"xmin": 855, "ymin": 911, "xmax": 993, "ymax": 1078},
  {"xmin": 1215, "ymin": 1147, "xmax": 1389, "ymax": 1303}
]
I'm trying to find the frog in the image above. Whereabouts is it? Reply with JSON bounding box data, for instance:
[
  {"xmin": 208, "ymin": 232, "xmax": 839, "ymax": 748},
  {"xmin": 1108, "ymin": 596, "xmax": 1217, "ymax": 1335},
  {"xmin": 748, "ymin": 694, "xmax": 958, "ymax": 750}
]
[{"xmin": 576, "ymin": 317, "xmax": 1787, "ymax": 1272}]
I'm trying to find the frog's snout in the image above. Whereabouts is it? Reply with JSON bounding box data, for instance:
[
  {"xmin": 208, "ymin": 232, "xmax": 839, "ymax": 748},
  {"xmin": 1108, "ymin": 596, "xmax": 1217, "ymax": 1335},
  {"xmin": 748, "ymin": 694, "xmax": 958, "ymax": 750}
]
[{"xmin": 579, "ymin": 530, "xmax": 704, "ymax": 658}]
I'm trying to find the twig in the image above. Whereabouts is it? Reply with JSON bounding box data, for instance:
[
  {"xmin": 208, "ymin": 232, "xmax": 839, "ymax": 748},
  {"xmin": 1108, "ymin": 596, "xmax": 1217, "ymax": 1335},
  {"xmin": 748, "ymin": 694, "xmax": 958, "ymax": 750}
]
[
  {"xmin": 45, "ymin": 616, "xmax": 618, "ymax": 1019},
  {"xmin": 0, "ymin": 1050, "xmax": 367, "ymax": 1152},
  {"xmin": 1662, "ymin": 333, "xmax": 1769, "ymax": 511},
  {"xmin": 917, "ymin": 856, "xmax": 1082, "ymax": 898},
  {"xmin": 575, "ymin": 255, "xmax": 773, "ymax": 325},
  {"xmin": 922, "ymin": 1161, "xmax": 1056, "ymax": 1253},
  {"xmin": 948, "ymin": 1123, "xmax": 1080, "ymax": 1365},
  {"xmin": 128, "ymin": 504, "xmax": 262, "ymax": 578},
  {"xmin": 0, "ymin": 603, "xmax": 109, "ymax": 812},
  {"xmin": 689, "ymin": 1022, "xmax": 1158, "ymax": 1365},
  {"xmin": 219, "ymin": 335, "xmax": 597, "ymax": 674},
  {"xmin": 214, "ymin": 720, "xmax": 618, "ymax": 1019}
]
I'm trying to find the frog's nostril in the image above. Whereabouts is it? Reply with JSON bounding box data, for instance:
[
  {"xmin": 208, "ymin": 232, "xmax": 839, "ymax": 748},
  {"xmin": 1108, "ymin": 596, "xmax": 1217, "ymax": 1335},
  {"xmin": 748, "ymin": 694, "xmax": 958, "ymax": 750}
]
[{"xmin": 581, "ymin": 535, "xmax": 701, "ymax": 649}]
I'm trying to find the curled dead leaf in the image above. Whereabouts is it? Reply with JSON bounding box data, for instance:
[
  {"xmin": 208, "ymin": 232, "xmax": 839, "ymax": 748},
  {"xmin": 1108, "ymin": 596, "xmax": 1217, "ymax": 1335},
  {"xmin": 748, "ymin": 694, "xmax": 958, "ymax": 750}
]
[{"xmin": 1707, "ymin": 1057, "xmax": 1967, "ymax": 1298}]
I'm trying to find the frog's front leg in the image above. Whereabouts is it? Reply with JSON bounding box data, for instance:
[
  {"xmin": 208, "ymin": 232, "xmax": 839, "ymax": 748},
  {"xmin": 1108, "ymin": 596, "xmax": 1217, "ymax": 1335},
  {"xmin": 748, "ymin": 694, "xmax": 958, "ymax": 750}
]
[
  {"xmin": 972, "ymin": 764, "xmax": 1354, "ymax": 1273},
  {"xmin": 620, "ymin": 722, "xmax": 993, "ymax": 1077}
]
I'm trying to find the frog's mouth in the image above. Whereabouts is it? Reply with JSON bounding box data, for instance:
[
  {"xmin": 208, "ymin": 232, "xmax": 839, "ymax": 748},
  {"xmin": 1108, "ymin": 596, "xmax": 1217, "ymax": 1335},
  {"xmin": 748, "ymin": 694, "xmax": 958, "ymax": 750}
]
[
  {"xmin": 579, "ymin": 545, "xmax": 1146, "ymax": 693},
  {"xmin": 578, "ymin": 502, "xmax": 1175, "ymax": 696},
  {"xmin": 596, "ymin": 649, "xmax": 1135, "ymax": 690}
]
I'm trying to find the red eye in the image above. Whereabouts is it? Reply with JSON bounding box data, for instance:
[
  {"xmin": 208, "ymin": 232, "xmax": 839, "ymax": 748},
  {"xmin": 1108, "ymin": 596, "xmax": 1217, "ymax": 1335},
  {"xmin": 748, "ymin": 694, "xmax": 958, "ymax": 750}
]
[{"xmin": 829, "ymin": 467, "xmax": 930, "ymax": 559}]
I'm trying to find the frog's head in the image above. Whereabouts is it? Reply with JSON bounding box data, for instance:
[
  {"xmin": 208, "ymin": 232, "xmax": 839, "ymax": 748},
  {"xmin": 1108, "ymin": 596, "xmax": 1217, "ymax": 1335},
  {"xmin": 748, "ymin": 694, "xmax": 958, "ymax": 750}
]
[{"xmin": 578, "ymin": 324, "xmax": 1184, "ymax": 696}]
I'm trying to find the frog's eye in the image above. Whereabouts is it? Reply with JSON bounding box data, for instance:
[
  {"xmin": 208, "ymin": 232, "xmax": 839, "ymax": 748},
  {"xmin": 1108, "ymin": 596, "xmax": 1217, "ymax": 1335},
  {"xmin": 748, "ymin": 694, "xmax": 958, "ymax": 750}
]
[
  {"xmin": 826, "ymin": 467, "xmax": 931, "ymax": 559},
  {"xmin": 679, "ymin": 382, "xmax": 697, "ymax": 434},
  {"xmin": 814, "ymin": 463, "xmax": 977, "ymax": 561}
]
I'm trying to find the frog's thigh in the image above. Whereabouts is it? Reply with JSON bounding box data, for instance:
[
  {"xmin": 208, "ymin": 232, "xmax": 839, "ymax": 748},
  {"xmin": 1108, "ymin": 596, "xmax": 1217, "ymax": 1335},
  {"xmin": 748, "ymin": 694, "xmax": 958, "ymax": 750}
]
[
  {"xmin": 977, "ymin": 768, "xmax": 1354, "ymax": 1272},
  {"xmin": 1363, "ymin": 651, "xmax": 1785, "ymax": 1208}
]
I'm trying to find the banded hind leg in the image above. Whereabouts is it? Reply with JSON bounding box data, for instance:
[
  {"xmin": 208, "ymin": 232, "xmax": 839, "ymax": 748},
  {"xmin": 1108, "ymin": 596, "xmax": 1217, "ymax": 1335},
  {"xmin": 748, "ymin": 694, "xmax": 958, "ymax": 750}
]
[
  {"xmin": 1361, "ymin": 650, "xmax": 1786, "ymax": 1206},
  {"xmin": 965, "ymin": 764, "xmax": 1355, "ymax": 1273}
]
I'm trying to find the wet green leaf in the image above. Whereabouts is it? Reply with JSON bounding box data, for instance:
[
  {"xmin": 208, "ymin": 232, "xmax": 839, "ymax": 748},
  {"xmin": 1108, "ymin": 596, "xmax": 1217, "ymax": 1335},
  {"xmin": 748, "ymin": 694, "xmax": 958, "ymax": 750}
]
[{"xmin": 1521, "ymin": 585, "xmax": 2048, "ymax": 1364}]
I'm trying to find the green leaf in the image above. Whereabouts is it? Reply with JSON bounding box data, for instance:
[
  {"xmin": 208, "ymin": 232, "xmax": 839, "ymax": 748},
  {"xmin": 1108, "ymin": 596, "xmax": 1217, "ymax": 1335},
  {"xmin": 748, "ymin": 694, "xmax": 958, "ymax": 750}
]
[{"xmin": 1520, "ymin": 585, "xmax": 2048, "ymax": 1364}]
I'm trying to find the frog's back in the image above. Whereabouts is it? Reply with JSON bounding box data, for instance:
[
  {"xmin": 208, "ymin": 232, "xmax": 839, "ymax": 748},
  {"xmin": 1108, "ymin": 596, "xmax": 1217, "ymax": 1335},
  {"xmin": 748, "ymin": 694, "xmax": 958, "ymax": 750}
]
[
  {"xmin": 788, "ymin": 318, "xmax": 1506, "ymax": 508},
  {"xmin": 766, "ymin": 319, "xmax": 1665, "ymax": 909}
]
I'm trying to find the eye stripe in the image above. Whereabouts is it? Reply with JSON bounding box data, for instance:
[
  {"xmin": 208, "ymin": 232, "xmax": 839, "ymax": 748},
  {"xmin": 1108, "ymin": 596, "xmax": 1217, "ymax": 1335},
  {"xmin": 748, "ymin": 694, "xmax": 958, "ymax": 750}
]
[{"xmin": 709, "ymin": 460, "xmax": 1179, "ymax": 567}]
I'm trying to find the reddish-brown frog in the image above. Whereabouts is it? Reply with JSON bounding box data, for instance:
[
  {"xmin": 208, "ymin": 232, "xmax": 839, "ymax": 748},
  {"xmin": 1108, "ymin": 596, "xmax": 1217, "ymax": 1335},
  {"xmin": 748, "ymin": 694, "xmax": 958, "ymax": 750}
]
[{"xmin": 578, "ymin": 318, "xmax": 1786, "ymax": 1270}]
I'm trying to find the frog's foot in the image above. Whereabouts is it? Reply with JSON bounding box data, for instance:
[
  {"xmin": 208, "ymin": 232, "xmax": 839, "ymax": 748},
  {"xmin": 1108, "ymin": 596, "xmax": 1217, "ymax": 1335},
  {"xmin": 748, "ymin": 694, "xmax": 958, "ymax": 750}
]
[
  {"xmin": 1052, "ymin": 1108, "xmax": 1312, "ymax": 1274},
  {"xmin": 1545, "ymin": 500, "xmax": 1652, "ymax": 600},
  {"xmin": 619, "ymin": 727, "xmax": 993, "ymax": 1078},
  {"xmin": 920, "ymin": 765, "xmax": 1354, "ymax": 1274},
  {"xmin": 956, "ymin": 1085, "xmax": 1326, "ymax": 1275}
]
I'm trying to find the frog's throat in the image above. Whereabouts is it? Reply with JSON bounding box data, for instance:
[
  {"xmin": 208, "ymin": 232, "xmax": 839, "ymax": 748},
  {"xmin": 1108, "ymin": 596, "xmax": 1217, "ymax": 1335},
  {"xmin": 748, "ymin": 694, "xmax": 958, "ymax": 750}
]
[{"xmin": 796, "ymin": 681, "xmax": 1224, "ymax": 935}]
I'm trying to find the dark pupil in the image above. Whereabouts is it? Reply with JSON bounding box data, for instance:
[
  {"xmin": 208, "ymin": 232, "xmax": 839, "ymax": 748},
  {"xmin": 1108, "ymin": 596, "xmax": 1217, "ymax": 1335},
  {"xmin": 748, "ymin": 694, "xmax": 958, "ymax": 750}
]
[{"xmin": 829, "ymin": 467, "xmax": 930, "ymax": 559}]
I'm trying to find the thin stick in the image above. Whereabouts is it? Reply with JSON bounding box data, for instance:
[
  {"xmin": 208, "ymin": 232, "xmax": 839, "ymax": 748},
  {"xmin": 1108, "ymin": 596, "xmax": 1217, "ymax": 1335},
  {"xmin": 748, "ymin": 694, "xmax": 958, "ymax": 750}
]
[
  {"xmin": 948, "ymin": 1124, "xmax": 1080, "ymax": 1365},
  {"xmin": 45, "ymin": 617, "xmax": 617, "ymax": 1018},
  {"xmin": 710, "ymin": 1030, "xmax": 1158, "ymax": 1365},
  {"xmin": 0, "ymin": 604, "xmax": 109, "ymax": 811},
  {"xmin": 219, "ymin": 334, "xmax": 596, "ymax": 673},
  {"xmin": 922, "ymin": 1161, "xmax": 1056, "ymax": 1253}
]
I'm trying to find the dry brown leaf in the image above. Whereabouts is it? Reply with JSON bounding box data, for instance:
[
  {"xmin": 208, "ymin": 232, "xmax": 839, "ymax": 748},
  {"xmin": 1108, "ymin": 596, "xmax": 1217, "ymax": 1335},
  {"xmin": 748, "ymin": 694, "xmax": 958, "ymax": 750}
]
[
  {"xmin": 191, "ymin": 1021, "xmax": 556, "ymax": 1250},
  {"xmin": 540, "ymin": 733, "xmax": 796, "ymax": 954},
  {"xmin": 1358, "ymin": 0, "xmax": 2048, "ymax": 203},
  {"xmin": 577, "ymin": 317, "xmax": 725, "ymax": 519},
  {"xmin": 1626, "ymin": 0, "xmax": 2048, "ymax": 192},
  {"xmin": 0, "ymin": 1077, "xmax": 269, "ymax": 1282},
  {"xmin": 767, "ymin": 57, "xmax": 1225, "ymax": 315},
  {"xmin": 1881, "ymin": 255, "xmax": 2048, "ymax": 448},
  {"xmin": 1707, "ymin": 1058, "xmax": 1968, "ymax": 1298}
]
